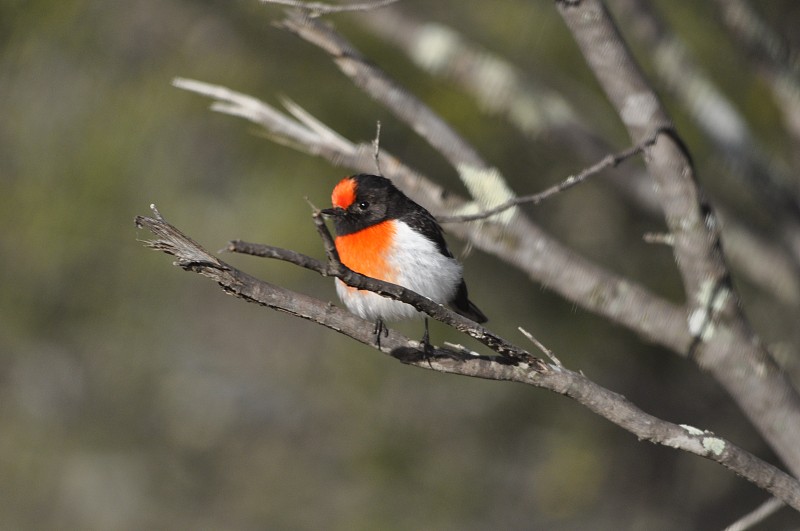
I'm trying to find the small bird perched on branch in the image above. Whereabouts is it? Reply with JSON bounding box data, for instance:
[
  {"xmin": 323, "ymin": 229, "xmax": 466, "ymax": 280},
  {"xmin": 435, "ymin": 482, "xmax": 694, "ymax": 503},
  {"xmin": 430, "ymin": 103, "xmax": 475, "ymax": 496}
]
[{"xmin": 321, "ymin": 174, "xmax": 487, "ymax": 344}]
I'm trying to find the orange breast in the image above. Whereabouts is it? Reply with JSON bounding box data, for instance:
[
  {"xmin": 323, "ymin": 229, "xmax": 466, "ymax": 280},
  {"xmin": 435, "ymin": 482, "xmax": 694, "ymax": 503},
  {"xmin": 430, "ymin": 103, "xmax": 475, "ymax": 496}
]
[{"xmin": 335, "ymin": 220, "xmax": 396, "ymax": 283}]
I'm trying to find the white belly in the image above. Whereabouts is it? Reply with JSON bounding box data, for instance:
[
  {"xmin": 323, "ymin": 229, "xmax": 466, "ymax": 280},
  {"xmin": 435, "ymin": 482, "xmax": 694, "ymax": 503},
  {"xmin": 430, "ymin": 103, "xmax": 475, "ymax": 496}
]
[{"xmin": 336, "ymin": 221, "xmax": 462, "ymax": 322}]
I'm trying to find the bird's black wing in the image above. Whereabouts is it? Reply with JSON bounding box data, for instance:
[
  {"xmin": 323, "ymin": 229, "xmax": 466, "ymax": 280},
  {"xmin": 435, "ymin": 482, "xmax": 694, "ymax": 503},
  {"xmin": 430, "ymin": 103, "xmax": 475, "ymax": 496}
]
[
  {"xmin": 399, "ymin": 205, "xmax": 488, "ymax": 323},
  {"xmin": 398, "ymin": 206, "xmax": 453, "ymax": 257}
]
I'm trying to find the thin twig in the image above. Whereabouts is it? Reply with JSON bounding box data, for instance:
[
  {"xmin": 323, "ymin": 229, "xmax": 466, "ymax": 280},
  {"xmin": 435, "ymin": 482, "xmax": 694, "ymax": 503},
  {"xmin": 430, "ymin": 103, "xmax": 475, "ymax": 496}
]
[
  {"xmin": 439, "ymin": 133, "xmax": 659, "ymax": 223},
  {"xmin": 518, "ymin": 327, "xmax": 563, "ymax": 367},
  {"xmin": 311, "ymin": 208, "xmax": 343, "ymax": 267},
  {"xmin": 225, "ymin": 240, "xmax": 328, "ymax": 272},
  {"xmin": 372, "ymin": 120, "xmax": 383, "ymax": 176}
]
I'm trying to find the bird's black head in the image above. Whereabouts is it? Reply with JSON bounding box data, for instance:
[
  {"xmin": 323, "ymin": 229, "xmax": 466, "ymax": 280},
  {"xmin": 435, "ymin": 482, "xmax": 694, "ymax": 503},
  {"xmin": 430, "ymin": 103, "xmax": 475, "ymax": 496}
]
[{"xmin": 321, "ymin": 174, "xmax": 405, "ymax": 235}]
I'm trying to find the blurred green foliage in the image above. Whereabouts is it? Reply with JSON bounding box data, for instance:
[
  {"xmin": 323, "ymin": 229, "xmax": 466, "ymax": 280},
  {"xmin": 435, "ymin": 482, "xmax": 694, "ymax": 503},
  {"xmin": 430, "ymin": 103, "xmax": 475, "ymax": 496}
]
[{"xmin": 1, "ymin": 0, "xmax": 798, "ymax": 529}]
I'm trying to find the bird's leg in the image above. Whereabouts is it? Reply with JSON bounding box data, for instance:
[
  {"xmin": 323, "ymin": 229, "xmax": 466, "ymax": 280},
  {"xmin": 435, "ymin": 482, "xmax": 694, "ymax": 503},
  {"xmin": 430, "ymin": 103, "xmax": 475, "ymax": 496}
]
[
  {"xmin": 421, "ymin": 317, "xmax": 433, "ymax": 364},
  {"xmin": 373, "ymin": 317, "xmax": 388, "ymax": 349}
]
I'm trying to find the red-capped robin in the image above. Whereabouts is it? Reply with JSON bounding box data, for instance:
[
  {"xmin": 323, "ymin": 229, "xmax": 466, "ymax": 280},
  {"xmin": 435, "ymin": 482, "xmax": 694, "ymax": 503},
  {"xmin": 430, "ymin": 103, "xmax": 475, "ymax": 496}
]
[{"xmin": 321, "ymin": 174, "xmax": 487, "ymax": 342}]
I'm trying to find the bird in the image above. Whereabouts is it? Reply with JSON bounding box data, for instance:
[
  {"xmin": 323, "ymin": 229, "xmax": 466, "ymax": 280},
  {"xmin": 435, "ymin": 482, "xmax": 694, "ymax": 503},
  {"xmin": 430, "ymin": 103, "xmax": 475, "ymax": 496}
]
[{"xmin": 321, "ymin": 174, "xmax": 487, "ymax": 345}]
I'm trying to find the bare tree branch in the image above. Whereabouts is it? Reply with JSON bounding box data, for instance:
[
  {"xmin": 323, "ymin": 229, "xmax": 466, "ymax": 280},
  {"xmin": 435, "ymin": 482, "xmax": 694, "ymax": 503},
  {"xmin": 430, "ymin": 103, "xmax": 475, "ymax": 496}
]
[
  {"xmin": 134, "ymin": 206, "xmax": 800, "ymax": 510},
  {"xmin": 556, "ymin": 0, "xmax": 800, "ymax": 476}
]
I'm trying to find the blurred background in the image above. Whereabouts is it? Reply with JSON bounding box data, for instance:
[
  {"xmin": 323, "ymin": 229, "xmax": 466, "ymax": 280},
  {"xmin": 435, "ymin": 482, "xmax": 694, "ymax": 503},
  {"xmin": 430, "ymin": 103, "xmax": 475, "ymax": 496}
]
[{"xmin": 2, "ymin": 0, "xmax": 800, "ymax": 529}]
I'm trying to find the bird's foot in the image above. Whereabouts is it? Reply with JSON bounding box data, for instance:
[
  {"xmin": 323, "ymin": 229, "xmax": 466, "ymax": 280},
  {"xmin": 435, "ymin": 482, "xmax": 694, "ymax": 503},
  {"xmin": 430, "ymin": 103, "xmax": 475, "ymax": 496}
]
[{"xmin": 373, "ymin": 318, "xmax": 388, "ymax": 349}]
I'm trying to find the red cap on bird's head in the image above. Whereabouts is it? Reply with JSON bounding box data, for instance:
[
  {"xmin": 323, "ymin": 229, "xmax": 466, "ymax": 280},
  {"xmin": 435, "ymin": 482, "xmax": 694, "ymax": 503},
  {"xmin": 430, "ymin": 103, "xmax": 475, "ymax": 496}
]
[{"xmin": 331, "ymin": 177, "xmax": 357, "ymax": 209}]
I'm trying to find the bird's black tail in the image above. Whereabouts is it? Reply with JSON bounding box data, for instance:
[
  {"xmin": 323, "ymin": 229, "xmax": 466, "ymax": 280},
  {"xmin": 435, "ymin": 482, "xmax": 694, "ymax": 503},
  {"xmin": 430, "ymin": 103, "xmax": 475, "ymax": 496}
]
[{"xmin": 452, "ymin": 281, "xmax": 488, "ymax": 323}]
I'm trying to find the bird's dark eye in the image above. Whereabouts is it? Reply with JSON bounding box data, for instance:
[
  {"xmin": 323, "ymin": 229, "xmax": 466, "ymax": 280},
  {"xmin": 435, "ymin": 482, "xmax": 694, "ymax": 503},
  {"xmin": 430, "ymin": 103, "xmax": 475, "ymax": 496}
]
[{"xmin": 358, "ymin": 201, "xmax": 369, "ymax": 210}]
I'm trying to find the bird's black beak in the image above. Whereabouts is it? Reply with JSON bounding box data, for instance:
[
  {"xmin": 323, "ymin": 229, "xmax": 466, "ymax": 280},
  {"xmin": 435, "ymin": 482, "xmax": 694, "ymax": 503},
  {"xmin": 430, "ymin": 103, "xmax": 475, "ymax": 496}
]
[{"xmin": 320, "ymin": 207, "xmax": 344, "ymax": 217}]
